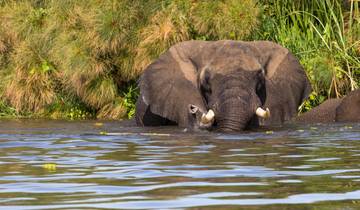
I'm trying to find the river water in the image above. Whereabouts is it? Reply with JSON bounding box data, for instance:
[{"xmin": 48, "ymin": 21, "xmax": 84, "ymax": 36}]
[{"xmin": 0, "ymin": 120, "xmax": 359, "ymax": 209}]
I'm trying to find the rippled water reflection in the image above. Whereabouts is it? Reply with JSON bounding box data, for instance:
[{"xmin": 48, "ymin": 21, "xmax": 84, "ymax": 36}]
[{"xmin": 0, "ymin": 120, "xmax": 359, "ymax": 209}]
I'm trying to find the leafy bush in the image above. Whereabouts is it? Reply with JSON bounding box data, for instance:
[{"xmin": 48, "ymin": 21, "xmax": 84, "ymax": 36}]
[{"xmin": 0, "ymin": 101, "xmax": 17, "ymax": 117}]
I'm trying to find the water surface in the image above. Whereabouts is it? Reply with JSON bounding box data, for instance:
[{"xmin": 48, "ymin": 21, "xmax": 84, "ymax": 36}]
[{"xmin": 0, "ymin": 119, "xmax": 359, "ymax": 209}]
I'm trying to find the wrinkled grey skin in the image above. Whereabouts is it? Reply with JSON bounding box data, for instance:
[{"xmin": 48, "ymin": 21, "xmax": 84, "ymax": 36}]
[
  {"xmin": 136, "ymin": 40, "xmax": 311, "ymax": 132},
  {"xmin": 296, "ymin": 89, "xmax": 360, "ymax": 123}
]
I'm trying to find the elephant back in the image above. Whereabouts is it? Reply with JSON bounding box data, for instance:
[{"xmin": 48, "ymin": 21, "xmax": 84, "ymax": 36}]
[{"xmin": 295, "ymin": 98, "xmax": 342, "ymax": 123}]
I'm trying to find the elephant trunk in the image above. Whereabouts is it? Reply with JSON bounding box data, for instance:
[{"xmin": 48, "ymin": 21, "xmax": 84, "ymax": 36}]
[
  {"xmin": 207, "ymin": 71, "xmax": 267, "ymax": 132},
  {"xmin": 212, "ymin": 84, "xmax": 269, "ymax": 132},
  {"xmin": 215, "ymin": 98, "xmax": 254, "ymax": 132}
]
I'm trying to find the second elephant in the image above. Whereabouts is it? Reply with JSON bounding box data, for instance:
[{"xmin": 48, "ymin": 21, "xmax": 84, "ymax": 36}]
[{"xmin": 296, "ymin": 89, "xmax": 360, "ymax": 123}]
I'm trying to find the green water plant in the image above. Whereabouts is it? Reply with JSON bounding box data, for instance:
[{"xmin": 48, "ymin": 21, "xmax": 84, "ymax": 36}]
[
  {"xmin": 122, "ymin": 83, "xmax": 139, "ymax": 119},
  {"xmin": 0, "ymin": 101, "xmax": 17, "ymax": 117}
]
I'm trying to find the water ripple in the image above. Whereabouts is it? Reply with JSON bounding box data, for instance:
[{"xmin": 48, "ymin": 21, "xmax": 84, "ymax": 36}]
[{"xmin": 0, "ymin": 121, "xmax": 359, "ymax": 209}]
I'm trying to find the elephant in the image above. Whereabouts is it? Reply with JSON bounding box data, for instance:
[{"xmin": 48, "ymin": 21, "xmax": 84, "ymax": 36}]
[
  {"xmin": 296, "ymin": 89, "xmax": 360, "ymax": 123},
  {"xmin": 135, "ymin": 40, "xmax": 312, "ymax": 132}
]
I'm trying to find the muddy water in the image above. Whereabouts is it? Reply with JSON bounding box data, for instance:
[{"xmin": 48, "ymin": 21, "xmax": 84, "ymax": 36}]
[{"xmin": 0, "ymin": 120, "xmax": 359, "ymax": 209}]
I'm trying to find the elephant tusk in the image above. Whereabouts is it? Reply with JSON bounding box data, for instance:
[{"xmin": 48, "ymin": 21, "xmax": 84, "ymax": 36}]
[
  {"xmin": 256, "ymin": 107, "xmax": 270, "ymax": 119},
  {"xmin": 201, "ymin": 109, "xmax": 215, "ymax": 124}
]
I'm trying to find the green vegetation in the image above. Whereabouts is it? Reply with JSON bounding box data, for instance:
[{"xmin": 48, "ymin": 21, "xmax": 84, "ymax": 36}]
[
  {"xmin": 0, "ymin": 0, "xmax": 358, "ymax": 119},
  {"xmin": 256, "ymin": 0, "xmax": 360, "ymax": 111}
]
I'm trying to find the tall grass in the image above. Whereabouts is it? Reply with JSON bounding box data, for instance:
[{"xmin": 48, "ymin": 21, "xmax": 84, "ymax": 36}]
[
  {"xmin": 0, "ymin": 0, "xmax": 148, "ymax": 118},
  {"xmin": 192, "ymin": 0, "xmax": 259, "ymax": 39},
  {"xmin": 0, "ymin": 2, "xmax": 57, "ymax": 112},
  {"xmin": 0, "ymin": 0, "xmax": 260, "ymax": 119},
  {"xmin": 257, "ymin": 0, "xmax": 359, "ymax": 110},
  {"xmin": 134, "ymin": 1, "xmax": 192, "ymax": 73},
  {"xmin": 1, "ymin": 0, "xmax": 356, "ymax": 118}
]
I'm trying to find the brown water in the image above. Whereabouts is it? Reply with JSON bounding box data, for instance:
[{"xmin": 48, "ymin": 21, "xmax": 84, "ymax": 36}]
[{"xmin": 0, "ymin": 120, "xmax": 359, "ymax": 209}]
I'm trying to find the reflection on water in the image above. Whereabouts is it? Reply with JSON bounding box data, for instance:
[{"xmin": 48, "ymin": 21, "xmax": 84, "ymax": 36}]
[{"xmin": 0, "ymin": 119, "xmax": 359, "ymax": 209}]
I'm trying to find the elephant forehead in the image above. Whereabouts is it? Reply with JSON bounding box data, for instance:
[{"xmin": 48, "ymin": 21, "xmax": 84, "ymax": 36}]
[{"xmin": 208, "ymin": 53, "xmax": 262, "ymax": 74}]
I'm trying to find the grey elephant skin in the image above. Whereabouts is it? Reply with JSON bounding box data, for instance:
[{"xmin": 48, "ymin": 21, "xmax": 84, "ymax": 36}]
[
  {"xmin": 296, "ymin": 89, "xmax": 360, "ymax": 123},
  {"xmin": 136, "ymin": 40, "xmax": 311, "ymax": 132}
]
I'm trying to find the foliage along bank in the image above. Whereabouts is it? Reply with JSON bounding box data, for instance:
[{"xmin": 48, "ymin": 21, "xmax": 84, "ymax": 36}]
[{"xmin": 0, "ymin": 0, "xmax": 358, "ymax": 119}]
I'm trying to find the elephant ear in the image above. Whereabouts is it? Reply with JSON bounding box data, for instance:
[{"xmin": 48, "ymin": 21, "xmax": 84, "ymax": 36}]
[
  {"xmin": 136, "ymin": 44, "xmax": 206, "ymax": 127},
  {"xmin": 260, "ymin": 43, "xmax": 312, "ymax": 125}
]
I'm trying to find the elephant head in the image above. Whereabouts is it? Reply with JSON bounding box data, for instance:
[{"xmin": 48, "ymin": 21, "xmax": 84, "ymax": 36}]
[
  {"xmin": 335, "ymin": 89, "xmax": 360, "ymax": 122},
  {"xmin": 136, "ymin": 40, "xmax": 311, "ymax": 132},
  {"xmin": 198, "ymin": 52, "xmax": 271, "ymax": 131}
]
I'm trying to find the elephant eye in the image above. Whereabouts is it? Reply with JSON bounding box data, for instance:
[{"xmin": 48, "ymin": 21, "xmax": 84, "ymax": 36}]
[{"xmin": 200, "ymin": 71, "xmax": 211, "ymax": 90}]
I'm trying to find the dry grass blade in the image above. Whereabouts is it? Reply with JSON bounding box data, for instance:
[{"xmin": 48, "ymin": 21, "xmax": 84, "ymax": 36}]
[
  {"xmin": 192, "ymin": 0, "xmax": 259, "ymax": 39},
  {"xmin": 134, "ymin": 2, "xmax": 191, "ymax": 74}
]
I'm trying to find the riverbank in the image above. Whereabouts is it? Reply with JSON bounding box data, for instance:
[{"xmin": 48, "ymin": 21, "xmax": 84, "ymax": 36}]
[{"xmin": 0, "ymin": 0, "xmax": 359, "ymax": 119}]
